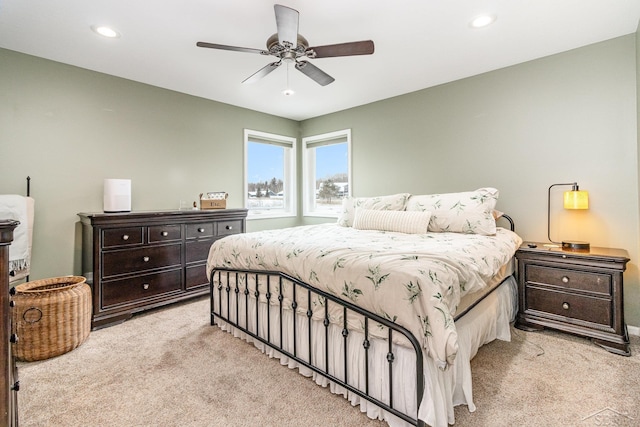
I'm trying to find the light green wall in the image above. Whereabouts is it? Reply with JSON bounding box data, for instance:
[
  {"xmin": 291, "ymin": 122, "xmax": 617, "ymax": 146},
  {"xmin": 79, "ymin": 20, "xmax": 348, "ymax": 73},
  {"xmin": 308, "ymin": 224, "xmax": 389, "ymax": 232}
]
[
  {"xmin": 301, "ymin": 35, "xmax": 640, "ymax": 327},
  {"xmin": 2, "ymin": 33, "xmax": 639, "ymax": 328},
  {"xmin": 0, "ymin": 48, "xmax": 299, "ymax": 280}
]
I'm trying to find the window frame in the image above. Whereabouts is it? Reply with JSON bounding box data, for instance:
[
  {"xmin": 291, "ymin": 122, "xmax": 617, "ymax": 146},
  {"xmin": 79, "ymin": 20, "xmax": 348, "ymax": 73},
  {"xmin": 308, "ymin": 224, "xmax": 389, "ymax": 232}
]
[
  {"xmin": 302, "ymin": 129, "xmax": 352, "ymax": 218},
  {"xmin": 244, "ymin": 129, "xmax": 297, "ymax": 219}
]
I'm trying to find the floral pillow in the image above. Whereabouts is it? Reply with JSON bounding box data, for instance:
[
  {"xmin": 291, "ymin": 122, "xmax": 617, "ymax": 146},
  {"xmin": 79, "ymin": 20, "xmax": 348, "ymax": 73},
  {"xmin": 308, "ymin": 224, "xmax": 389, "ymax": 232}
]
[
  {"xmin": 352, "ymin": 208, "xmax": 432, "ymax": 234},
  {"xmin": 337, "ymin": 193, "xmax": 411, "ymax": 227},
  {"xmin": 405, "ymin": 188, "xmax": 499, "ymax": 235}
]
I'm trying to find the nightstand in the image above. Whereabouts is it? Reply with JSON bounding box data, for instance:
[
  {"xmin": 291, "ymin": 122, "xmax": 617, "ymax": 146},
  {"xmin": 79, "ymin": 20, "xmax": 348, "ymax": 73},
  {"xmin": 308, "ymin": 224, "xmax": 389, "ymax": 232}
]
[{"xmin": 515, "ymin": 243, "xmax": 630, "ymax": 356}]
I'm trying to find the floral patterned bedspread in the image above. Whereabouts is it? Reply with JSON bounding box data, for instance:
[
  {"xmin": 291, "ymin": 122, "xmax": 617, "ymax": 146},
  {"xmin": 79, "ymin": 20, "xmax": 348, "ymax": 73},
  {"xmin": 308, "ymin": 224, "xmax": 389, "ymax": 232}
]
[{"xmin": 206, "ymin": 224, "xmax": 522, "ymax": 369}]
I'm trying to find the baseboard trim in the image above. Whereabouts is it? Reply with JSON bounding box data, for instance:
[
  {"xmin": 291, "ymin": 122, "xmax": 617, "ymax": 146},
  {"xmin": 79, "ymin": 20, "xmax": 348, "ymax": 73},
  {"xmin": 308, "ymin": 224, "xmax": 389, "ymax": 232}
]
[{"xmin": 628, "ymin": 325, "xmax": 640, "ymax": 337}]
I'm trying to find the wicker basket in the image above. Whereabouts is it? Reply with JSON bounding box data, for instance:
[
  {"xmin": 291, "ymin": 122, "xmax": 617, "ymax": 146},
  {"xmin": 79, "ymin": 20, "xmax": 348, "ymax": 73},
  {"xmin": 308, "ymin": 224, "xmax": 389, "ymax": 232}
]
[{"xmin": 12, "ymin": 276, "xmax": 92, "ymax": 361}]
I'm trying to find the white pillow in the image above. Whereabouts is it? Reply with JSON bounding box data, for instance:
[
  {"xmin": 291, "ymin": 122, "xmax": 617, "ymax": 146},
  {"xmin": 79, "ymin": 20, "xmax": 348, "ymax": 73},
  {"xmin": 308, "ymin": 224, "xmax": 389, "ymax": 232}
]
[
  {"xmin": 405, "ymin": 188, "xmax": 499, "ymax": 235},
  {"xmin": 353, "ymin": 208, "xmax": 432, "ymax": 234},
  {"xmin": 337, "ymin": 193, "xmax": 411, "ymax": 227}
]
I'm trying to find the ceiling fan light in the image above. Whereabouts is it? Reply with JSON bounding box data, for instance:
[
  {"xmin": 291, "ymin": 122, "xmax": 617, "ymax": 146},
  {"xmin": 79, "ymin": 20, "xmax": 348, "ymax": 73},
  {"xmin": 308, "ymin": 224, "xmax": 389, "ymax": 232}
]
[
  {"xmin": 469, "ymin": 14, "xmax": 496, "ymax": 29},
  {"xmin": 91, "ymin": 25, "xmax": 120, "ymax": 38}
]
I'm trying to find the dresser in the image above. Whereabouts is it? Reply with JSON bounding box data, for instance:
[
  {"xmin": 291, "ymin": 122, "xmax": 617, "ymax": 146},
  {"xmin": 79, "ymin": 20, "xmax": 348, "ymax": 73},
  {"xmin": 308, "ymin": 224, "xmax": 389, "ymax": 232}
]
[
  {"xmin": 78, "ymin": 209, "xmax": 247, "ymax": 329},
  {"xmin": 1, "ymin": 219, "xmax": 20, "ymax": 427},
  {"xmin": 515, "ymin": 243, "xmax": 630, "ymax": 355}
]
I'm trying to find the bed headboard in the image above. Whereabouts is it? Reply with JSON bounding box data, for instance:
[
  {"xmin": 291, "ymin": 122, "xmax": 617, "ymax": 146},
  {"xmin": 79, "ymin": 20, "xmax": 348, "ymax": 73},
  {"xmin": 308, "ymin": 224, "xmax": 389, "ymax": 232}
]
[{"xmin": 500, "ymin": 214, "xmax": 515, "ymax": 232}]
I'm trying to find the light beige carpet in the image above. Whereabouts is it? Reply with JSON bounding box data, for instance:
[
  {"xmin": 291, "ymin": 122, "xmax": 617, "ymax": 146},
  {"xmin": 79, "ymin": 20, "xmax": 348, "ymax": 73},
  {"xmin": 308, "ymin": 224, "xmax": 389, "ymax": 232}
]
[{"xmin": 17, "ymin": 297, "xmax": 640, "ymax": 427}]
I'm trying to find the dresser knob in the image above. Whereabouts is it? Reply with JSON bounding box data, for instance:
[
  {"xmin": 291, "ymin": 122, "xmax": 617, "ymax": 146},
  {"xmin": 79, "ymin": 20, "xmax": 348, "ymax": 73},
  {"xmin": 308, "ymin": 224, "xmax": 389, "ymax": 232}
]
[
  {"xmin": 198, "ymin": 227, "xmax": 205, "ymax": 233},
  {"xmin": 161, "ymin": 231, "xmax": 168, "ymax": 237},
  {"xmin": 562, "ymin": 302, "xmax": 570, "ymax": 310},
  {"xmin": 122, "ymin": 234, "xmax": 129, "ymax": 241},
  {"xmin": 143, "ymin": 283, "xmax": 150, "ymax": 290},
  {"xmin": 143, "ymin": 256, "xmax": 150, "ymax": 262},
  {"xmin": 9, "ymin": 300, "xmax": 15, "ymax": 308},
  {"xmin": 562, "ymin": 276, "xmax": 569, "ymax": 283},
  {"xmin": 10, "ymin": 334, "xmax": 18, "ymax": 344},
  {"xmin": 226, "ymin": 225, "xmax": 233, "ymax": 230}
]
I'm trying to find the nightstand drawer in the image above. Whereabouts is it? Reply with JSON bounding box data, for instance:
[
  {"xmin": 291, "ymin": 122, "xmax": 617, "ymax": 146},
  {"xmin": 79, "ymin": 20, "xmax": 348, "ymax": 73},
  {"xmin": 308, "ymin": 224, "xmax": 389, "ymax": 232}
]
[
  {"xmin": 102, "ymin": 244, "xmax": 182, "ymax": 277},
  {"xmin": 525, "ymin": 286, "xmax": 612, "ymax": 326},
  {"xmin": 102, "ymin": 269, "xmax": 182, "ymax": 307},
  {"xmin": 525, "ymin": 264, "xmax": 611, "ymax": 295}
]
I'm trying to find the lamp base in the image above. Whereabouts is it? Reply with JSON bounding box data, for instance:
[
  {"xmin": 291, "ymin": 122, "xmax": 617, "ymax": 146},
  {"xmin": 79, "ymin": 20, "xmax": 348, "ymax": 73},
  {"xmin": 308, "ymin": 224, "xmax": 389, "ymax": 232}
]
[{"xmin": 562, "ymin": 241, "xmax": 590, "ymax": 251}]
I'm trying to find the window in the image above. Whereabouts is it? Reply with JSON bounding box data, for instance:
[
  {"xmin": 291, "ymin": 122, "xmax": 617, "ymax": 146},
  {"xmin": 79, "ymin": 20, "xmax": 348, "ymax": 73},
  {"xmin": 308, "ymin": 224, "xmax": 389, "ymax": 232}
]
[
  {"xmin": 244, "ymin": 129, "xmax": 296, "ymax": 218},
  {"xmin": 303, "ymin": 129, "xmax": 351, "ymax": 217}
]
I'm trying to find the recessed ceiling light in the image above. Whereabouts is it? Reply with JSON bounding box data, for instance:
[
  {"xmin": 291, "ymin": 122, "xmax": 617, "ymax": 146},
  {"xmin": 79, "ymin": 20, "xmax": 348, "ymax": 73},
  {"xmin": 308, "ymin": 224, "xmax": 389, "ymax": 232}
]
[
  {"xmin": 469, "ymin": 14, "xmax": 496, "ymax": 29},
  {"xmin": 91, "ymin": 25, "xmax": 120, "ymax": 38},
  {"xmin": 282, "ymin": 89, "xmax": 295, "ymax": 96}
]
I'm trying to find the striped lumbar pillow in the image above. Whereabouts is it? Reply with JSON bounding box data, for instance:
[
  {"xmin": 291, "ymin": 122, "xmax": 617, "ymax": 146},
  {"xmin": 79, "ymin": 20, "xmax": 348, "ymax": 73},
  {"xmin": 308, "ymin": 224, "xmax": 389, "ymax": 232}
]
[{"xmin": 352, "ymin": 208, "xmax": 431, "ymax": 234}]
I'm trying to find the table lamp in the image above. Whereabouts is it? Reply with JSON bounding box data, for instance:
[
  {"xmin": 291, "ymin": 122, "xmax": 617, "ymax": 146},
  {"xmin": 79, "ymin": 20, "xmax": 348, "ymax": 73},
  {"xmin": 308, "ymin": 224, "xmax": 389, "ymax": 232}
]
[{"xmin": 547, "ymin": 182, "xmax": 590, "ymax": 251}]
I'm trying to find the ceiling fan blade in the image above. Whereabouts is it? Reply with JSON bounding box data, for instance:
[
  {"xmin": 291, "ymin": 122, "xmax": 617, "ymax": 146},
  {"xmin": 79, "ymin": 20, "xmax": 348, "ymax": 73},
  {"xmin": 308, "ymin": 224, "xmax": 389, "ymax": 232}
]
[
  {"xmin": 307, "ymin": 40, "xmax": 375, "ymax": 58},
  {"xmin": 197, "ymin": 41, "xmax": 265, "ymax": 55},
  {"xmin": 295, "ymin": 61, "xmax": 335, "ymax": 86},
  {"xmin": 242, "ymin": 61, "xmax": 282, "ymax": 84},
  {"xmin": 274, "ymin": 4, "xmax": 299, "ymax": 47}
]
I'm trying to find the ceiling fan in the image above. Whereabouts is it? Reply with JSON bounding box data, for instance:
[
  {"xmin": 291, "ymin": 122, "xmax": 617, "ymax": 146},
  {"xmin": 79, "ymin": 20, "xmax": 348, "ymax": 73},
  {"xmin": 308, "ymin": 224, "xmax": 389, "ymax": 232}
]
[{"xmin": 197, "ymin": 4, "xmax": 374, "ymax": 86}]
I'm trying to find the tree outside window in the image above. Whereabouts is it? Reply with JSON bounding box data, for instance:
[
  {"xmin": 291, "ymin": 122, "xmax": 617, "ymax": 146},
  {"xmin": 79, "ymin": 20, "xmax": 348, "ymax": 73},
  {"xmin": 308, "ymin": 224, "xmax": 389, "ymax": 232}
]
[{"xmin": 303, "ymin": 130, "xmax": 351, "ymax": 217}]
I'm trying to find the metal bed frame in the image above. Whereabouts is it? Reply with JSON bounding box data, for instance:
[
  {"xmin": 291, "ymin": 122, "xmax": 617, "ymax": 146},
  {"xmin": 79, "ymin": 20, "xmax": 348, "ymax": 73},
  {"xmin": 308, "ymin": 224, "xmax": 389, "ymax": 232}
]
[{"xmin": 209, "ymin": 214, "xmax": 515, "ymax": 427}]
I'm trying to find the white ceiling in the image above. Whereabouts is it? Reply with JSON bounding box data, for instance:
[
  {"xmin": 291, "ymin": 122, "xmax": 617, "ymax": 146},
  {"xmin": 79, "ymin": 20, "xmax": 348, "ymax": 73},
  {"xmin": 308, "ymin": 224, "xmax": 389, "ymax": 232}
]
[{"xmin": 1, "ymin": 1, "xmax": 639, "ymax": 121}]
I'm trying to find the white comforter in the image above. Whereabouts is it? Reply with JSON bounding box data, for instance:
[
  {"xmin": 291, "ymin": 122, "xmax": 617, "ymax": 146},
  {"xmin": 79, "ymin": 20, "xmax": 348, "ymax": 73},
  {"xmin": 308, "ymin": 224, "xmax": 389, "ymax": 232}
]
[{"xmin": 206, "ymin": 224, "xmax": 522, "ymax": 369}]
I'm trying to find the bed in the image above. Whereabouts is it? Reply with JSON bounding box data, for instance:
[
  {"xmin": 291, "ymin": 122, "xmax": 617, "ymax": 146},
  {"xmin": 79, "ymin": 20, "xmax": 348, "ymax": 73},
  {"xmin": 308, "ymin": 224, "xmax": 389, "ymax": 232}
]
[{"xmin": 206, "ymin": 189, "xmax": 522, "ymax": 427}]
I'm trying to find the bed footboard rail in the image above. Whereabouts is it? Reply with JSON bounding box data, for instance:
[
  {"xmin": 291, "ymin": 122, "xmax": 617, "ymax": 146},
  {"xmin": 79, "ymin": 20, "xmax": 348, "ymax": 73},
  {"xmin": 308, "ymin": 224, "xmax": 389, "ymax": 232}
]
[{"xmin": 210, "ymin": 267, "xmax": 426, "ymax": 427}]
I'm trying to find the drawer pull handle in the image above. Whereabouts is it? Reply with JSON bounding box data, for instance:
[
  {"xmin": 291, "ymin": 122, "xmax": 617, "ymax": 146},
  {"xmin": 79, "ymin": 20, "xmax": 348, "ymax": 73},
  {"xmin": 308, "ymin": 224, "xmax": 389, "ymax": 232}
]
[
  {"xmin": 562, "ymin": 276, "xmax": 569, "ymax": 284},
  {"xmin": 161, "ymin": 231, "xmax": 168, "ymax": 237},
  {"xmin": 562, "ymin": 302, "xmax": 570, "ymax": 310},
  {"xmin": 143, "ymin": 256, "xmax": 150, "ymax": 262},
  {"xmin": 122, "ymin": 234, "xmax": 129, "ymax": 241},
  {"xmin": 143, "ymin": 283, "xmax": 150, "ymax": 290},
  {"xmin": 226, "ymin": 225, "xmax": 233, "ymax": 230},
  {"xmin": 198, "ymin": 227, "xmax": 205, "ymax": 233}
]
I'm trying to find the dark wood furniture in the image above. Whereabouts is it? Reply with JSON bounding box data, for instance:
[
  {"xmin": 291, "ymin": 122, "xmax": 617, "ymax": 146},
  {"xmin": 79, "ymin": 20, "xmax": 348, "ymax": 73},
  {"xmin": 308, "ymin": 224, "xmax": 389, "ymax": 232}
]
[
  {"xmin": 1, "ymin": 219, "xmax": 20, "ymax": 427},
  {"xmin": 78, "ymin": 209, "xmax": 247, "ymax": 329},
  {"xmin": 515, "ymin": 243, "xmax": 630, "ymax": 355}
]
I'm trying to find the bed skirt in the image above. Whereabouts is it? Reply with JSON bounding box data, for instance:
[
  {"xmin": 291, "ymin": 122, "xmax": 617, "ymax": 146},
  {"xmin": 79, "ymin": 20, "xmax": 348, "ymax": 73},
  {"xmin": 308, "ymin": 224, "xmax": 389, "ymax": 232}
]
[{"xmin": 210, "ymin": 273, "xmax": 517, "ymax": 427}]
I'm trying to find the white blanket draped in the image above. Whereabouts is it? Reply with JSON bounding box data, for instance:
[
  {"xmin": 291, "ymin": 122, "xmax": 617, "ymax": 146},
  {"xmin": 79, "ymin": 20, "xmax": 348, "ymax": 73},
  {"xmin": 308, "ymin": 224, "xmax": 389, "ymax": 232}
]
[{"xmin": 0, "ymin": 195, "xmax": 34, "ymax": 280}]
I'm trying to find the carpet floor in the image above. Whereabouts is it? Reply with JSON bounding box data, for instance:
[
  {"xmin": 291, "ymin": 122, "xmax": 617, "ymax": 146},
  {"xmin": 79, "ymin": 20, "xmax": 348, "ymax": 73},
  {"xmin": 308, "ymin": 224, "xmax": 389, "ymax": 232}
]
[{"xmin": 17, "ymin": 297, "xmax": 640, "ymax": 426}]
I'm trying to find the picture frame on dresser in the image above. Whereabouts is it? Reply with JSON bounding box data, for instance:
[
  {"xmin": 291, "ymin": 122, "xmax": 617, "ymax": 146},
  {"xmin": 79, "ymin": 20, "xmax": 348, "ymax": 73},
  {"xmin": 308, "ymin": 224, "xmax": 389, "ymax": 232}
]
[
  {"xmin": 78, "ymin": 209, "xmax": 247, "ymax": 329},
  {"xmin": 515, "ymin": 243, "xmax": 630, "ymax": 356}
]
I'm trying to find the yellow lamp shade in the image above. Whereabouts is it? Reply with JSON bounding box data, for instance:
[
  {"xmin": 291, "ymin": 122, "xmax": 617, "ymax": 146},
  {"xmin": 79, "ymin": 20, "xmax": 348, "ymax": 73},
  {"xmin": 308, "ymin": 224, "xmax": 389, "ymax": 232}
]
[{"xmin": 563, "ymin": 190, "xmax": 589, "ymax": 210}]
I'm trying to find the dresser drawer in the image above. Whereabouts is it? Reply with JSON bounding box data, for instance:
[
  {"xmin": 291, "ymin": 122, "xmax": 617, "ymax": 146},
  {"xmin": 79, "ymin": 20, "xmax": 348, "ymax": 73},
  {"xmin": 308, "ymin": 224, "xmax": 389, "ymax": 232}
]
[
  {"xmin": 525, "ymin": 286, "xmax": 612, "ymax": 327},
  {"xmin": 218, "ymin": 220, "xmax": 243, "ymax": 236},
  {"xmin": 525, "ymin": 264, "xmax": 611, "ymax": 296},
  {"xmin": 101, "ymin": 269, "xmax": 182, "ymax": 307},
  {"xmin": 186, "ymin": 223, "xmax": 214, "ymax": 239},
  {"xmin": 148, "ymin": 224, "xmax": 181, "ymax": 243},
  {"xmin": 102, "ymin": 244, "xmax": 181, "ymax": 277},
  {"xmin": 186, "ymin": 239, "xmax": 214, "ymax": 264},
  {"xmin": 186, "ymin": 264, "xmax": 208, "ymax": 289},
  {"xmin": 103, "ymin": 227, "xmax": 143, "ymax": 248}
]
